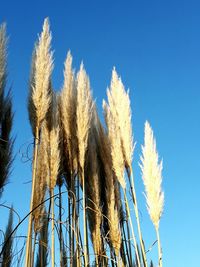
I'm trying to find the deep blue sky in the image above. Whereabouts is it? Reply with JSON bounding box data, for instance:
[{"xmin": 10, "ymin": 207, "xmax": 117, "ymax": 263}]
[{"xmin": 1, "ymin": 1, "xmax": 200, "ymax": 266}]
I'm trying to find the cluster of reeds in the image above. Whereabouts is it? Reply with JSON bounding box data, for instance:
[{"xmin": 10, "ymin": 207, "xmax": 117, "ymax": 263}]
[{"xmin": 0, "ymin": 18, "xmax": 165, "ymax": 267}]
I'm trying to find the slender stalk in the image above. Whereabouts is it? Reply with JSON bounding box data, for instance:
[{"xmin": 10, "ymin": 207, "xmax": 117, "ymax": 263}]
[
  {"xmin": 110, "ymin": 248, "xmax": 115, "ymax": 267},
  {"xmin": 25, "ymin": 126, "xmax": 39, "ymax": 267},
  {"xmin": 51, "ymin": 188, "xmax": 55, "ymax": 267},
  {"xmin": 128, "ymin": 169, "xmax": 148, "ymax": 267},
  {"xmin": 72, "ymin": 178, "xmax": 80, "ymax": 267},
  {"xmin": 76, "ymin": 178, "xmax": 81, "ymax": 267},
  {"xmin": 156, "ymin": 227, "xmax": 162, "ymax": 267},
  {"xmin": 121, "ymin": 220, "xmax": 130, "ymax": 266},
  {"xmin": 125, "ymin": 208, "xmax": 133, "ymax": 265},
  {"xmin": 31, "ymin": 232, "xmax": 37, "ymax": 267},
  {"xmin": 58, "ymin": 184, "xmax": 63, "ymax": 267},
  {"xmin": 82, "ymin": 170, "xmax": 88, "ymax": 266},
  {"xmin": 71, "ymin": 177, "xmax": 75, "ymax": 265},
  {"xmin": 85, "ymin": 216, "xmax": 90, "ymax": 265},
  {"xmin": 68, "ymin": 191, "xmax": 72, "ymax": 267},
  {"xmin": 78, "ymin": 226, "xmax": 84, "ymax": 266},
  {"xmin": 74, "ymin": 219, "xmax": 81, "ymax": 267},
  {"xmin": 123, "ymin": 189, "xmax": 141, "ymax": 267}
]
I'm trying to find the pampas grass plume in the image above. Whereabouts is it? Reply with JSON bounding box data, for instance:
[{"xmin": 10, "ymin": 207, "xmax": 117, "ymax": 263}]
[
  {"xmin": 76, "ymin": 63, "xmax": 93, "ymax": 172},
  {"xmin": 48, "ymin": 93, "xmax": 60, "ymax": 190},
  {"xmin": 60, "ymin": 51, "xmax": 78, "ymax": 174},
  {"xmin": 140, "ymin": 121, "xmax": 164, "ymax": 229},
  {"xmin": 103, "ymin": 99, "xmax": 126, "ymax": 189},
  {"xmin": 30, "ymin": 18, "xmax": 53, "ymax": 130},
  {"xmin": 107, "ymin": 68, "xmax": 134, "ymax": 171}
]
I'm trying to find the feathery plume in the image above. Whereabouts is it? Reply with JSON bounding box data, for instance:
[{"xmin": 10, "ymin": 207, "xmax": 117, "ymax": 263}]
[
  {"xmin": 76, "ymin": 63, "xmax": 93, "ymax": 172},
  {"xmin": 25, "ymin": 18, "xmax": 53, "ymax": 266},
  {"xmin": 94, "ymin": 114, "xmax": 121, "ymax": 256},
  {"xmin": 60, "ymin": 51, "xmax": 78, "ymax": 175},
  {"xmin": 85, "ymin": 109, "xmax": 103, "ymax": 259},
  {"xmin": 140, "ymin": 121, "xmax": 164, "ymax": 229},
  {"xmin": 32, "ymin": 122, "xmax": 48, "ymax": 233},
  {"xmin": 47, "ymin": 93, "xmax": 60, "ymax": 190},
  {"xmin": 0, "ymin": 23, "xmax": 14, "ymax": 197},
  {"xmin": 0, "ymin": 92, "xmax": 13, "ymax": 196},
  {"xmin": 76, "ymin": 64, "xmax": 93, "ymax": 174},
  {"xmin": 57, "ymin": 93, "xmax": 71, "ymax": 187},
  {"xmin": 28, "ymin": 18, "xmax": 53, "ymax": 132},
  {"xmin": 76, "ymin": 63, "xmax": 93, "ymax": 266},
  {"xmin": 107, "ymin": 68, "xmax": 133, "ymax": 172},
  {"xmin": 103, "ymin": 100, "xmax": 126, "ymax": 189}
]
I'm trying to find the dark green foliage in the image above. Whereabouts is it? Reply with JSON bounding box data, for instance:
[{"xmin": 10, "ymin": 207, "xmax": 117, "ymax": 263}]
[{"xmin": 2, "ymin": 208, "xmax": 14, "ymax": 267}]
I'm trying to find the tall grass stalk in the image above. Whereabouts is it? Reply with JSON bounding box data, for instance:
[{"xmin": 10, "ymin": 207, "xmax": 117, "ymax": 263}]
[
  {"xmin": 81, "ymin": 170, "xmax": 88, "ymax": 266},
  {"xmin": 26, "ymin": 17, "xmax": 53, "ymax": 266},
  {"xmin": 76, "ymin": 63, "xmax": 93, "ymax": 266},
  {"xmin": 58, "ymin": 182, "xmax": 64, "ymax": 267},
  {"xmin": 140, "ymin": 121, "xmax": 164, "ymax": 267},
  {"xmin": 105, "ymin": 68, "xmax": 148, "ymax": 266}
]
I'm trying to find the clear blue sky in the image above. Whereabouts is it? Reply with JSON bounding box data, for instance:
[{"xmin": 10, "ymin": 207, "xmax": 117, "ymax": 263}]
[{"xmin": 1, "ymin": 1, "xmax": 200, "ymax": 266}]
